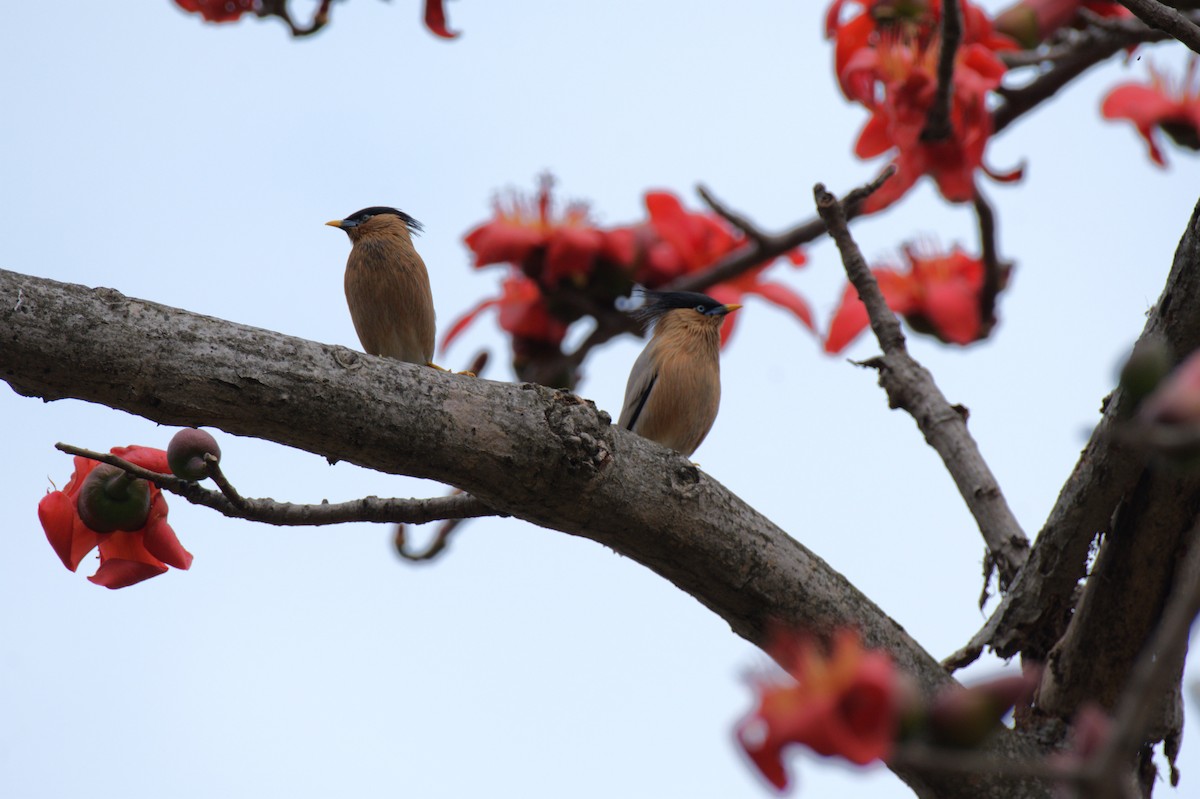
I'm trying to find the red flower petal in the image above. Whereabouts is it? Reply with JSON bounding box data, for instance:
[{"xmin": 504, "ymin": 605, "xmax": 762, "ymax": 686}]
[
  {"xmin": 423, "ymin": 0, "xmax": 459, "ymax": 39},
  {"xmin": 746, "ymin": 281, "xmax": 816, "ymax": 332},
  {"xmin": 440, "ymin": 297, "xmax": 501, "ymax": 351},
  {"xmin": 825, "ymin": 283, "xmax": 871, "ymax": 354},
  {"xmin": 464, "ymin": 220, "xmax": 545, "ymax": 268},
  {"xmin": 543, "ymin": 226, "xmax": 606, "ymax": 284},
  {"xmin": 89, "ymin": 558, "xmax": 168, "ymax": 590},
  {"xmin": 38, "ymin": 491, "xmax": 99, "ymax": 572},
  {"xmin": 141, "ymin": 496, "xmax": 194, "ymax": 571}
]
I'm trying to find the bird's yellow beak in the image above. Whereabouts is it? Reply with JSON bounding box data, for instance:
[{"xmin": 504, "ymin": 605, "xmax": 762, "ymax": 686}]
[
  {"xmin": 325, "ymin": 220, "xmax": 345, "ymax": 228},
  {"xmin": 723, "ymin": 303, "xmax": 743, "ymax": 314}
]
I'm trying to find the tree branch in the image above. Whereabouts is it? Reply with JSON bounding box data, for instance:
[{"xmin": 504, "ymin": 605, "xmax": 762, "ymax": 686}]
[
  {"xmin": 813, "ymin": 181, "xmax": 1031, "ymax": 590},
  {"xmin": 55, "ymin": 443, "xmax": 498, "ymax": 526},
  {"xmin": 993, "ymin": 16, "xmax": 1183, "ymax": 136},
  {"xmin": 1117, "ymin": 0, "xmax": 1200, "ymax": 55},
  {"xmin": 664, "ymin": 169, "xmax": 894, "ymax": 294},
  {"xmin": 0, "ymin": 266, "xmax": 1053, "ymax": 799},
  {"xmin": 922, "ymin": 0, "xmax": 963, "ymax": 143},
  {"xmin": 962, "ymin": 191, "xmax": 1200, "ymax": 666},
  {"xmin": 974, "ymin": 189, "xmax": 1006, "ymax": 336}
]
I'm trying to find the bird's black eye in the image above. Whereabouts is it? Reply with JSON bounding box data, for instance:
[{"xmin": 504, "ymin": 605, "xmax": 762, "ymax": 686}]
[{"xmin": 695, "ymin": 304, "xmax": 707, "ymax": 313}]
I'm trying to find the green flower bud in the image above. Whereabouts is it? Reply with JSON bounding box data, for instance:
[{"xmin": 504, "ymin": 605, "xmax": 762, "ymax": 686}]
[{"xmin": 76, "ymin": 465, "xmax": 152, "ymax": 533}]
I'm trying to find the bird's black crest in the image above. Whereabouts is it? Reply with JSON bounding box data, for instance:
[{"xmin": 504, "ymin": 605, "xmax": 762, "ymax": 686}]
[
  {"xmin": 344, "ymin": 206, "xmax": 424, "ymax": 235},
  {"xmin": 631, "ymin": 289, "xmax": 724, "ymax": 325}
]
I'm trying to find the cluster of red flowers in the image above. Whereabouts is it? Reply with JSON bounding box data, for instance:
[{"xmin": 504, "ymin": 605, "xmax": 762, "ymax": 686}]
[
  {"xmin": 39, "ymin": 446, "xmax": 192, "ymax": 589},
  {"xmin": 824, "ymin": 242, "xmax": 992, "ymax": 352},
  {"xmin": 736, "ymin": 628, "xmax": 1040, "ymax": 792},
  {"xmin": 828, "ymin": 0, "xmax": 1022, "ymax": 213},
  {"xmin": 443, "ymin": 175, "xmax": 812, "ymax": 356}
]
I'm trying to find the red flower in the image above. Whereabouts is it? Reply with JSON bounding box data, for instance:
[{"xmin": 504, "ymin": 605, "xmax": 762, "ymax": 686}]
[
  {"xmin": 442, "ymin": 272, "xmax": 569, "ymax": 351},
  {"xmin": 174, "ymin": 0, "xmax": 259, "ymax": 23},
  {"xmin": 38, "ymin": 447, "xmax": 193, "ymax": 589},
  {"xmin": 464, "ymin": 175, "xmax": 609, "ymax": 287},
  {"xmin": 843, "ymin": 32, "xmax": 1019, "ymax": 212},
  {"xmin": 825, "ymin": 243, "xmax": 987, "ymax": 352},
  {"xmin": 737, "ymin": 629, "xmax": 899, "ymax": 791},
  {"xmin": 827, "ymin": 0, "xmax": 1016, "ymax": 100},
  {"xmin": 1102, "ymin": 59, "xmax": 1200, "ymax": 167}
]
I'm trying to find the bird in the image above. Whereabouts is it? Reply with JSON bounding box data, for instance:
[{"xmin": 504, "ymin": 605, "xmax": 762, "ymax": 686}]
[
  {"xmin": 617, "ymin": 290, "xmax": 742, "ymax": 457},
  {"xmin": 326, "ymin": 206, "xmax": 436, "ymax": 367}
]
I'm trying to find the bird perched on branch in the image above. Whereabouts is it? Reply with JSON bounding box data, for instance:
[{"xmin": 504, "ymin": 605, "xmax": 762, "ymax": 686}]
[
  {"xmin": 617, "ymin": 290, "xmax": 741, "ymax": 457},
  {"xmin": 326, "ymin": 206, "xmax": 436, "ymax": 367}
]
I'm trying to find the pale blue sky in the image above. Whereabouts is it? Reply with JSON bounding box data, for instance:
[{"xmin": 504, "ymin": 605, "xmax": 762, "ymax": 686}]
[{"xmin": 2, "ymin": 2, "xmax": 1198, "ymax": 797}]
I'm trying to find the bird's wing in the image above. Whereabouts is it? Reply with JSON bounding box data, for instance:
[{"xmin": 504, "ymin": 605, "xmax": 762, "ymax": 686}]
[{"xmin": 618, "ymin": 347, "xmax": 659, "ymax": 431}]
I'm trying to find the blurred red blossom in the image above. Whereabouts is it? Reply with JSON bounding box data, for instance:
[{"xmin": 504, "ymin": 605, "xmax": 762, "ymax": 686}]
[
  {"xmin": 442, "ymin": 272, "xmax": 569, "ymax": 350},
  {"xmin": 825, "ymin": 243, "xmax": 990, "ymax": 352},
  {"xmin": 465, "ymin": 174, "xmax": 609, "ymax": 287},
  {"xmin": 826, "ymin": 0, "xmax": 1016, "ymax": 101},
  {"xmin": 447, "ymin": 177, "xmax": 812, "ymax": 356},
  {"xmin": 736, "ymin": 629, "xmax": 899, "ymax": 791},
  {"xmin": 38, "ymin": 447, "xmax": 193, "ymax": 589},
  {"xmin": 640, "ymin": 191, "xmax": 813, "ymax": 344},
  {"xmin": 828, "ymin": 0, "xmax": 1021, "ymax": 212},
  {"xmin": 174, "ymin": 0, "xmax": 258, "ymax": 23},
  {"xmin": 1102, "ymin": 59, "xmax": 1200, "ymax": 168}
]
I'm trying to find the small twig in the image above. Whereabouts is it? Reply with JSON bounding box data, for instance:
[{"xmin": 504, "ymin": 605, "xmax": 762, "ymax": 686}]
[
  {"xmin": 941, "ymin": 641, "xmax": 985, "ymax": 672},
  {"xmin": 993, "ymin": 15, "xmax": 1185, "ymax": 135},
  {"xmin": 258, "ymin": 0, "xmax": 332, "ymax": 37},
  {"xmin": 55, "ymin": 443, "xmax": 500, "ymax": 527},
  {"xmin": 395, "ymin": 515, "xmax": 466, "ymax": 562},
  {"xmin": 697, "ymin": 185, "xmax": 769, "ymax": 246},
  {"xmin": 921, "ymin": 0, "xmax": 963, "ymax": 142},
  {"xmin": 466, "ymin": 349, "xmax": 490, "ymax": 377},
  {"xmin": 204, "ymin": 453, "xmax": 249, "ymax": 511},
  {"xmin": 813, "ymin": 178, "xmax": 1030, "ymax": 589},
  {"xmin": 665, "ymin": 168, "xmax": 895, "ymax": 295},
  {"xmin": 973, "ymin": 189, "xmax": 1006, "ymax": 334},
  {"xmin": 1117, "ymin": 0, "xmax": 1200, "ymax": 56},
  {"xmin": 814, "ymin": 176, "xmax": 907, "ymax": 354}
]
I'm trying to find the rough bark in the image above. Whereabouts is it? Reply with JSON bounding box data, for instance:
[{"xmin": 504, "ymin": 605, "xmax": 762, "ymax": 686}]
[
  {"xmin": 975, "ymin": 195, "xmax": 1200, "ymax": 665},
  {"xmin": 0, "ymin": 266, "xmax": 1052, "ymax": 798}
]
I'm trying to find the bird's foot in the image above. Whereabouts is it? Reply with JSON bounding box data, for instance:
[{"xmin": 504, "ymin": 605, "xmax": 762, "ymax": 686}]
[{"xmin": 426, "ymin": 361, "xmax": 476, "ymax": 377}]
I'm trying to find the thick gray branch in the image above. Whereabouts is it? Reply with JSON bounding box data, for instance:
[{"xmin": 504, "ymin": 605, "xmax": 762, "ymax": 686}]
[
  {"xmin": 0, "ymin": 267, "xmax": 1051, "ymax": 798},
  {"xmin": 975, "ymin": 193, "xmax": 1200, "ymax": 664}
]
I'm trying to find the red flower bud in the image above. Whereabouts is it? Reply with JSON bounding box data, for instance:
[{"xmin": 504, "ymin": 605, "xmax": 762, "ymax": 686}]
[
  {"xmin": 168, "ymin": 428, "xmax": 221, "ymax": 481},
  {"xmin": 75, "ymin": 465, "xmax": 152, "ymax": 533}
]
